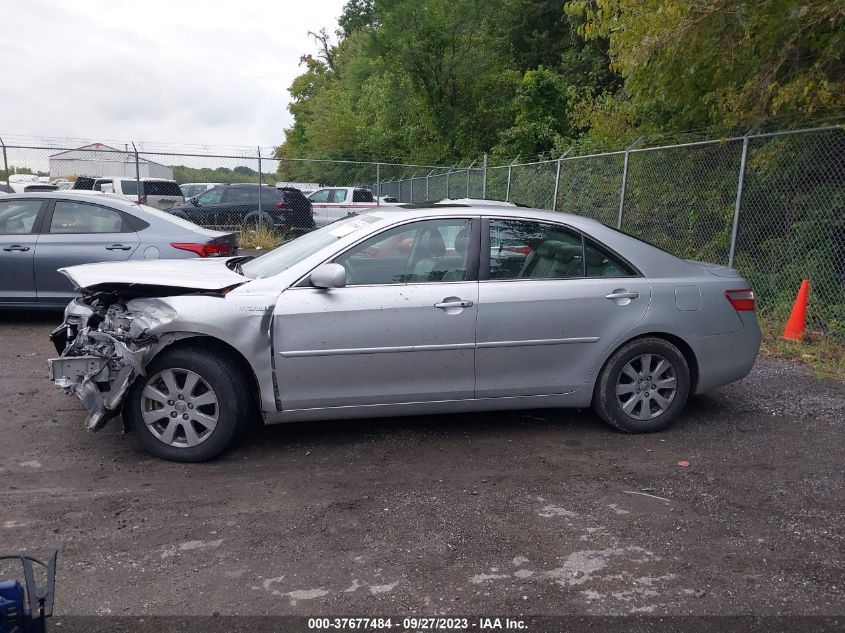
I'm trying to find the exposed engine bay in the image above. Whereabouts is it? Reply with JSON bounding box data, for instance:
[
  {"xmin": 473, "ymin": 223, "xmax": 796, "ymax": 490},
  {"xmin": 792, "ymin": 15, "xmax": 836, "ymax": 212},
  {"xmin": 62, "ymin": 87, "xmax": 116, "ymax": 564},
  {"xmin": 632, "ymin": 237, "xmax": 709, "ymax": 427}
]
[{"xmin": 48, "ymin": 293, "xmax": 180, "ymax": 431}]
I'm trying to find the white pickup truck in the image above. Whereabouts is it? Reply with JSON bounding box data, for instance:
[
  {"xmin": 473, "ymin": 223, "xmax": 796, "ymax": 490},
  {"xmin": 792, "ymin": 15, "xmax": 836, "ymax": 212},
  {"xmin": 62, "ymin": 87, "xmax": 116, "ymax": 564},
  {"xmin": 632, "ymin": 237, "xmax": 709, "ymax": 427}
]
[{"xmin": 307, "ymin": 187, "xmax": 400, "ymax": 227}]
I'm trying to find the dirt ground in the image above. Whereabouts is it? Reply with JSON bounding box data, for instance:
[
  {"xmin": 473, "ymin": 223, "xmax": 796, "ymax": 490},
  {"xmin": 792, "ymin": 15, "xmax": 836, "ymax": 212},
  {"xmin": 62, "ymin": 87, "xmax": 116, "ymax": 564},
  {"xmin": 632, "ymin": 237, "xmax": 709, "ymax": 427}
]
[{"xmin": 1, "ymin": 310, "xmax": 843, "ymax": 619}]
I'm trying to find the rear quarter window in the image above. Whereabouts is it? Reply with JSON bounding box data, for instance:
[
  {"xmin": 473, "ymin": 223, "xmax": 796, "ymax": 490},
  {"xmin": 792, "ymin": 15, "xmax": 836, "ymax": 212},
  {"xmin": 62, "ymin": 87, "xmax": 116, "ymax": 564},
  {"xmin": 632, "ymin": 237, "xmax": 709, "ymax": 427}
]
[{"xmin": 144, "ymin": 181, "xmax": 183, "ymax": 197}]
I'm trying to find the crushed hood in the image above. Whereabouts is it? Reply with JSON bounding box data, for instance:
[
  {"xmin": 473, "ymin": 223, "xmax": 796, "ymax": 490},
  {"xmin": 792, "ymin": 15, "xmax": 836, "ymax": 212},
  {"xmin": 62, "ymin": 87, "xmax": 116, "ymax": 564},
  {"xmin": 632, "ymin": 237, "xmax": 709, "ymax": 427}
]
[{"xmin": 59, "ymin": 257, "xmax": 248, "ymax": 294}]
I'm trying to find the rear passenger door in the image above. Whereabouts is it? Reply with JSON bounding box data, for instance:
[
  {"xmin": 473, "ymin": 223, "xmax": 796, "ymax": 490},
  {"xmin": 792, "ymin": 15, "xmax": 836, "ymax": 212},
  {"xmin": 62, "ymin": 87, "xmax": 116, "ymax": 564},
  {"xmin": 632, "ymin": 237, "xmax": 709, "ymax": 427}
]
[
  {"xmin": 0, "ymin": 199, "xmax": 46, "ymax": 305},
  {"xmin": 476, "ymin": 217, "xmax": 650, "ymax": 397},
  {"xmin": 222, "ymin": 187, "xmax": 261, "ymax": 224},
  {"xmin": 33, "ymin": 200, "xmax": 140, "ymax": 305}
]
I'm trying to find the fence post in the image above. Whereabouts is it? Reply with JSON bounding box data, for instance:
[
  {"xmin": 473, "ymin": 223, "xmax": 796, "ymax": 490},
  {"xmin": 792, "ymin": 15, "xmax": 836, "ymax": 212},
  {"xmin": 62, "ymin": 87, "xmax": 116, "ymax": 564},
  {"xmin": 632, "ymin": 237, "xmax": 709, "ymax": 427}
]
[
  {"xmin": 551, "ymin": 149, "xmax": 570, "ymax": 212},
  {"xmin": 728, "ymin": 133, "xmax": 751, "ymax": 268},
  {"xmin": 506, "ymin": 155, "xmax": 519, "ymax": 202},
  {"xmin": 482, "ymin": 153, "xmax": 488, "ymax": 200},
  {"xmin": 466, "ymin": 160, "xmax": 476, "ymax": 198},
  {"xmin": 257, "ymin": 147, "xmax": 263, "ymax": 231},
  {"xmin": 131, "ymin": 142, "xmax": 141, "ymax": 203},
  {"xmin": 376, "ymin": 162, "xmax": 381, "ymax": 205},
  {"xmin": 616, "ymin": 138, "xmax": 643, "ymax": 229},
  {"xmin": 0, "ymin": 137, "xmax": 8, "ymax": 187},
  {"xmin": 446, "ymin": 167, "xmax": 452, "ymax": 198},
  {"xmin": 426, "ymin": 169, "xmax": 435, "ymax": 200}
]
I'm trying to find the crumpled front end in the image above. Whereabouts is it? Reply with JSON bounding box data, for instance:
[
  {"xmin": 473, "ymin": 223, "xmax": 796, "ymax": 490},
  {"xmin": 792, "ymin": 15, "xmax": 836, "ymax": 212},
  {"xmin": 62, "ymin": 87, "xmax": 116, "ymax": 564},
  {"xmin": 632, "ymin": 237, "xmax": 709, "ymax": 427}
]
[{"xmin": 48, "ymin": 296, "xmax": 176, "ymax": 431}]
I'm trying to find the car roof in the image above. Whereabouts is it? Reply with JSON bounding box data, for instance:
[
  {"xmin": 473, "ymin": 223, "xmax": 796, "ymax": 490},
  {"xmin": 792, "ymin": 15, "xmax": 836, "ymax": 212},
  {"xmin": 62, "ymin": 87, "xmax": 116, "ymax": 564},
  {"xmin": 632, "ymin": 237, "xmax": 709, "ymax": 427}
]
[{"xmin": 363, "ymin": 203, "xmax": 606, "ymax": 232}]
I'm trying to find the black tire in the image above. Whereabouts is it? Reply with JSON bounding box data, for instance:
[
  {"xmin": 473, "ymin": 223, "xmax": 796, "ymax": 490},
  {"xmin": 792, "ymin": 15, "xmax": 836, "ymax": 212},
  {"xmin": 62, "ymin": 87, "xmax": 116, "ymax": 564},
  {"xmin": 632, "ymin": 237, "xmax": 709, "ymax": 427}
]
[
  {"xmin": 592, "ymin": 337, "xmax": 690, "ymax": 433},
  {"xmin": 124, "ymin": 347, "xmax": 249, "ymax": 462},
  {"xmin": 243, "ymin": 212, "xmax": 276, "ymax": 230}
]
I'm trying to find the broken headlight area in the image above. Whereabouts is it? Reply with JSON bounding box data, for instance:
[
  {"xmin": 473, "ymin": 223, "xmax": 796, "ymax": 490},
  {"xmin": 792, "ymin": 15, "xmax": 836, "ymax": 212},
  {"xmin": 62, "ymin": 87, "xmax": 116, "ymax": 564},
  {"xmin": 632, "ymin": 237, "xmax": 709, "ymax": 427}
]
[{"xmin": 48, "ymin": 294, "xmax": 167, "ymax": 432}]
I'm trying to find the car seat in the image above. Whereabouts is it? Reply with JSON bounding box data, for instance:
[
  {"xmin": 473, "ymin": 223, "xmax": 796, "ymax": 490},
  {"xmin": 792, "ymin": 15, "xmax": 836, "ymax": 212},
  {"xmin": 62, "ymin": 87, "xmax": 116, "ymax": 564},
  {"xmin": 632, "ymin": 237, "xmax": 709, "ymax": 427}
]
[
  {"xmin": 409, "ymin": 228, "xmax": 446, "ymax": 281},
  {"xmin": 441, "ymin": 227, "xmax": 469, "ymax": 281}
]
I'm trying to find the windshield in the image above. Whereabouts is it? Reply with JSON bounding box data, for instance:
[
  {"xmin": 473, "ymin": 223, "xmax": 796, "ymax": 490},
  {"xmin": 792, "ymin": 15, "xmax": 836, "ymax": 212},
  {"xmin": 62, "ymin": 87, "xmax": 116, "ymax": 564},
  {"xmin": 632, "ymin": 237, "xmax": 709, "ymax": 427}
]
[{"xmin": 241, "ymin": 214, "xmax": 382, "ymax": 279}]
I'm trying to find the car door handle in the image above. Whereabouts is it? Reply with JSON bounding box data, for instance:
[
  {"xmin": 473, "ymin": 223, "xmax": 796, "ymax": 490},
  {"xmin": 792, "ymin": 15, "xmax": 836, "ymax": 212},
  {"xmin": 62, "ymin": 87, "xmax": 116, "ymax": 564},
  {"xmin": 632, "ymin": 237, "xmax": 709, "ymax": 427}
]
[
  {"xmin": 105, "ymin": 244, "xmax": 132, "ymax": 251},
  {"xmin": 3, "ymin": 245, "xmax": 30, "ymax": 252},
  {"xmin": 605, "ymin": 291, "xmax": 639, "ymax": 300},
  {"xmin": 435, "ymin": 299, "xmax": 474, "ymax": 309}
]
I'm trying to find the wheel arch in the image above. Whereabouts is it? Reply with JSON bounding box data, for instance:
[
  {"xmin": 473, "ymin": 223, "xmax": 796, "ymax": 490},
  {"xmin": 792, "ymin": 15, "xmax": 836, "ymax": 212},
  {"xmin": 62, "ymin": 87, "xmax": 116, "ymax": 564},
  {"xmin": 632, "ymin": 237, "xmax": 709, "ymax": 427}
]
[
  {"xmin": 592, "ymin": 332, "xmax": 699, "ymax": 403},
  {"xmin": 140, "ymin": 334, "xmax": 261, "ymax": 415}
]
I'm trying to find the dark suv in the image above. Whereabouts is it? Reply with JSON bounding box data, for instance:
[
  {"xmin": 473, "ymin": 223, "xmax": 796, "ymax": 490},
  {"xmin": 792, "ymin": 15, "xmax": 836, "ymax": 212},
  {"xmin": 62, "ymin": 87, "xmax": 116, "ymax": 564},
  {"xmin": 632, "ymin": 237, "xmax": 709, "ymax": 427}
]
[{"xmin": 168, "ymin": 184, "xmax": 315, "ymax": 233}]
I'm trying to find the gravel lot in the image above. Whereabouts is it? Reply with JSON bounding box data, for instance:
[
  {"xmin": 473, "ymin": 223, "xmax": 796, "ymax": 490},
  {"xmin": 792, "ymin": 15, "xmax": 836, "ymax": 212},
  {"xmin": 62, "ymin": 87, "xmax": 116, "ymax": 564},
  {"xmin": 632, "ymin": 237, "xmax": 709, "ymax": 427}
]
[{"xmin": 1, "ymin": 309, "xmax": 843, "ymax": 619}]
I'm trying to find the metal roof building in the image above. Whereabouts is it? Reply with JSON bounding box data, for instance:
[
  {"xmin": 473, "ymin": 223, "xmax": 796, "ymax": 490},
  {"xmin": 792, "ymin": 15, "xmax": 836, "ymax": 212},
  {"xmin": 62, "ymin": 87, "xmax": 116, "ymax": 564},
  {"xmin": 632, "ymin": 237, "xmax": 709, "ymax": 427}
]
[{"xmin": 49, "ymin": 143, "xmax": 173, "ymax": 179}]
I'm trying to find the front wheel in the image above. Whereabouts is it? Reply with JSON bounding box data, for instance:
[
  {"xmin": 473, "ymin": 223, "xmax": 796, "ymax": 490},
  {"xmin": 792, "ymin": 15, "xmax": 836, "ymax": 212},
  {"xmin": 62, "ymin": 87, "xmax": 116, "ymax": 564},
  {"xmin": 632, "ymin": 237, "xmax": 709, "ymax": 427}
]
[
  {"xmin": 124, "ymin": 347, "xmax": 249, "ymax": 461},
  {"xmin": 592, "ymin": 337, "xmax": 690, "ymax": 433}
]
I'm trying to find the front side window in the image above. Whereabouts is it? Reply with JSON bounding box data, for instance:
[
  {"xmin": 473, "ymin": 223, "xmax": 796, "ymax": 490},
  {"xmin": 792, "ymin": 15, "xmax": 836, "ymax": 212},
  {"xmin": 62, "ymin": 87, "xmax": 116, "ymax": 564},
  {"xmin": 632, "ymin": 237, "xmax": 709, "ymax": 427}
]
[
  {"xmin": 329, "ymin": 189, "xmax": 348, "ymax": 203},
  {"xmin": 0, "ymin": 200, "xmax": 42, "ymax": 234},
  {"xmin": 308, "ymin": 189, "xmax": 330, "ymax": 203},
  {"xmin": 335, "ymin": 218, "xmax": 472, "ymax": 285},
  {"xmin": 489, "ymin": 219, "xmax": 583, "ymax": 280},
  {"xmin": 196, "ymin": 188, "xmax": 224, "ymax": 205},
  {"xmin": 50, "ymin": 201, "xmax": 126, "ymax": 234}
]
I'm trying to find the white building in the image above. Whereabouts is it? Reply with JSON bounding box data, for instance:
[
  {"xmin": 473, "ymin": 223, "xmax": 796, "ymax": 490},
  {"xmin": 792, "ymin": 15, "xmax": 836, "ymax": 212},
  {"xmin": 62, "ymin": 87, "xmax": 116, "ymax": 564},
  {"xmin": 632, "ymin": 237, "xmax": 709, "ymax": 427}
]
[{"xmin": 49, "ymin": 143, "xmax": 173, "ymax": 179}]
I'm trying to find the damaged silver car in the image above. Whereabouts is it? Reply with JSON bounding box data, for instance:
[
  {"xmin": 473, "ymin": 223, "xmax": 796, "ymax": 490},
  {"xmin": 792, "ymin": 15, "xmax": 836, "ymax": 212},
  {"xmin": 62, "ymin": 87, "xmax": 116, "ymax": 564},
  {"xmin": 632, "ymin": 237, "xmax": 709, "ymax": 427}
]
[{"xmin": 49, "ymin": 206, "xmax": 760, "ymax": 462}]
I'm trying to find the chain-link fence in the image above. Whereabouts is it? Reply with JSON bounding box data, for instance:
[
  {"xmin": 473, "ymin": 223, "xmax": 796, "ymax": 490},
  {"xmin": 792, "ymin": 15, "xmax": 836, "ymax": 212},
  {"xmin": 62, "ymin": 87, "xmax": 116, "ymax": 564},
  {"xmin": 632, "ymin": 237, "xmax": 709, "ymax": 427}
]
[
  {"xmin": 1, "ymin": 125, "xmax": 843, "ymax": 337},
  {"xmin": 378, "ymin": 126, "xmax": 845, "ymax": 339}
]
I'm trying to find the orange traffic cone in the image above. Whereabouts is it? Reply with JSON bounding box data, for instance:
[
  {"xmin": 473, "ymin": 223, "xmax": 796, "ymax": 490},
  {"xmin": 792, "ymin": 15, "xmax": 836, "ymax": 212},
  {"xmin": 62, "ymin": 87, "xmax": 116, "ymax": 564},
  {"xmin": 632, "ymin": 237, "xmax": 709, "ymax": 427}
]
[{"xmin": 782, "ymin": 280, "xmax": 809, "ymax": 341}]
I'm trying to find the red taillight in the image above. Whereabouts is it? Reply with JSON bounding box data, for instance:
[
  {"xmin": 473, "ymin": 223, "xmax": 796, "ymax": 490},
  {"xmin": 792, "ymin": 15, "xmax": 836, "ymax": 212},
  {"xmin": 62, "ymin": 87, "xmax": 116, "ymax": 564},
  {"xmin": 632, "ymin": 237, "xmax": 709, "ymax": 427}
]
[
  {"xmin": 725, "ymin": 288, "xmax": 756, "ymax": 311},
  {"xmin": 171, "ymin": 242, "xmax": 233, "ymax": 257},
  {"xmin": 276, "ymin": 202, "xmax": 290, "ymax": 210}
]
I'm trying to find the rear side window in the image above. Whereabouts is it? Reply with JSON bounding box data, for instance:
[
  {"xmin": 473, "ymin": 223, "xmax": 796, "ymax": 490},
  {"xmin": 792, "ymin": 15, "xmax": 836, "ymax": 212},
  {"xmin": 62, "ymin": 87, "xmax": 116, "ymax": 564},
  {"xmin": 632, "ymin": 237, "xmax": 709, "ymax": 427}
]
[
  {"xmin": 489, "ymin": 219, "xmax": 583, "ymax": 280},
  {"xmin": 352, "ymin": 189, "xmax": 374, "ymax": 203},
  {"xmin": 121, "ymin": 179, "xmax": 139, "ymax": 196},
  {"xmin": 584, "ymin": 238, "xmax": 636, "ymax": 277},
  {"xmin": 223, "ymin": 187, "xmax": 260, "ymax": 203},
  {"xmin": 0, "ymin": 200, "xmax": 42, "ymax": 234},
  {"xmin": 49, "ymin": 201, "xmax": 127, "ymax": 234},
  {"xmin": 143, "ymin": 181, "xmax": 183, "ymax": 197}
]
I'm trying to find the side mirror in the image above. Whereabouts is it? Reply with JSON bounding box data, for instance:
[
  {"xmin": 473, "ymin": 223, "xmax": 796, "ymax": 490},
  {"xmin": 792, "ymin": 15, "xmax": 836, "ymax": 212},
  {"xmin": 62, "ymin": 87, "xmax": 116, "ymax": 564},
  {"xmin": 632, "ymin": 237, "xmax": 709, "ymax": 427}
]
[{"xmin": 310, "ymin": 263, "xmax": 346, "ymax": 289}]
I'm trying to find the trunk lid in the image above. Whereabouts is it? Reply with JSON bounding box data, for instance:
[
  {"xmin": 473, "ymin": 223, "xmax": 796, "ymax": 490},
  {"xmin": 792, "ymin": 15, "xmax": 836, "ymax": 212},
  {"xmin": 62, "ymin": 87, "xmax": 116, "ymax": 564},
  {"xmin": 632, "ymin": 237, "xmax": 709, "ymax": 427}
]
[{"xmin": 686, "ymin": 259, "xmax": 744, "ymax": 278}]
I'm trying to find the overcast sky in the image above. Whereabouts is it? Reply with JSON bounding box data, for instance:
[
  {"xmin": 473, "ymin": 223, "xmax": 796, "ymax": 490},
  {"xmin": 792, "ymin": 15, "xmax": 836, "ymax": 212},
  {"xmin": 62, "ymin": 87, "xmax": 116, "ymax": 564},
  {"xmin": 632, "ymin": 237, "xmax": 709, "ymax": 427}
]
[{"xmin": 0, "ymin": 0, "xmax": 345, "ymax": 148}]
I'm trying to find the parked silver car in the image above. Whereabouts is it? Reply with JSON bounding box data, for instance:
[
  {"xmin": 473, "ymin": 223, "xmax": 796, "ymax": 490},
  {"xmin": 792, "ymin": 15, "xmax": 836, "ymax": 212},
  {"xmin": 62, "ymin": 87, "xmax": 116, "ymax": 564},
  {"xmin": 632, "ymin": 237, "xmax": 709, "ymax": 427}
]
[
  {"xmin": 0, "ymin": 192, "xmax": 237, "ymax": 308},
  {"xmin": 47, "ymin": 204, "xmax": 760, "ymax": 461}
]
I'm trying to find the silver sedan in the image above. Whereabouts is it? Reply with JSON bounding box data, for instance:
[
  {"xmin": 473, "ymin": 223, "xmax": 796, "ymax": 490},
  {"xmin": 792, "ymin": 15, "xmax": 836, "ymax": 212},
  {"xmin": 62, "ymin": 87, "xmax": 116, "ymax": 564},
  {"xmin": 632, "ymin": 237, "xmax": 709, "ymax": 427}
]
[
  {"xmin": 0, "ymin": 192, "xmax": 238, "ymax": 309},
  {"xmin": 47, "ymin": 204, "xmax": 760, "ymax": 461}
]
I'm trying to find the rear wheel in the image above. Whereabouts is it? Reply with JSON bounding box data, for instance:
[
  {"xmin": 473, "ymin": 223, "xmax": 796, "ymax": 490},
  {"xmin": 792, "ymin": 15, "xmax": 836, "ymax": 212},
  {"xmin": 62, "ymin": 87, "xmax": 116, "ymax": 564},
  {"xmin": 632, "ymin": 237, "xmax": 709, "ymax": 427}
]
[
  {"xmin": 243, "ymin": 212, "xmax": 276, "ymax": 230},
  {"xmin": 125, "ymin": 347, "xmax": 249, "ymax": 461},
  {"xmin": 592, "ymin": 337, "xmax": 690, "ymax": 433}
]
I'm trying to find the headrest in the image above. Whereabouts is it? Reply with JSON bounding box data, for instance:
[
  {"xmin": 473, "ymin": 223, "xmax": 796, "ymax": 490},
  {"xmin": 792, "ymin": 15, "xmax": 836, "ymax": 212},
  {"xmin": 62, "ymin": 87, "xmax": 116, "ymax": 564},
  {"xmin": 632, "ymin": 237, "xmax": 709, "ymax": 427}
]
[
  {"xmin": 555, "ymin": 243, "xmax": 582, "ymax": 263},
  {"xmin": 422, "ymin": 229, "xmax": 446, "ymax": 258},
  {"xmin": 536, "ymin": 240, "xmax": 562, "ymax": 258},
  {"xmin": 454, "ymin": 227, "xmax": 469, "ymax": 254}
]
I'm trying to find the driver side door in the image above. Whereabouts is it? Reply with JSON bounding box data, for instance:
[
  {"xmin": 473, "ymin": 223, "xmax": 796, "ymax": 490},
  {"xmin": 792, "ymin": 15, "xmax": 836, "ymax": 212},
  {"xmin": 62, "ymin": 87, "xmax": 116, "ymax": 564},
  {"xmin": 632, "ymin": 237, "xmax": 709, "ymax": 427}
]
[{"xmin": 272, "ymin": 217, "xmax": 480, "ymax": 410}]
